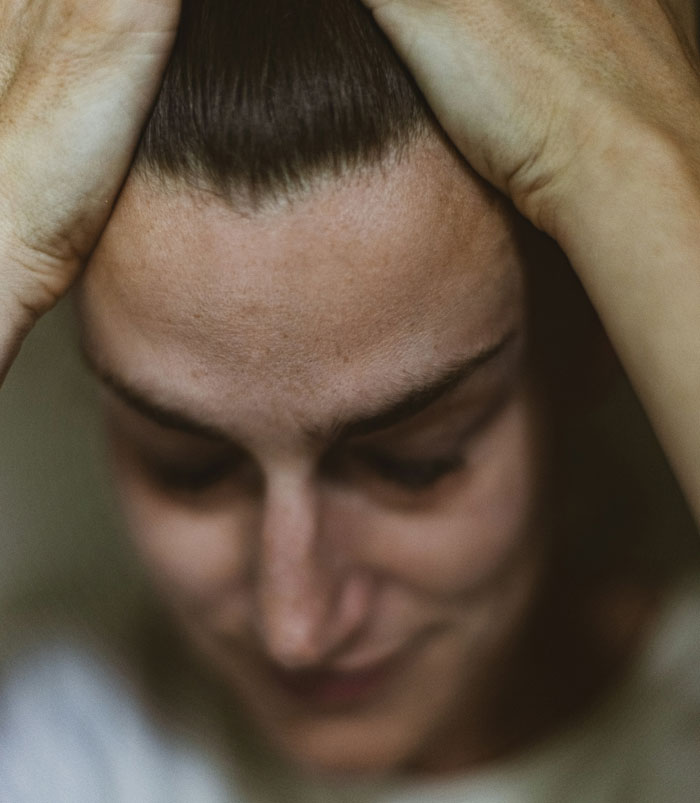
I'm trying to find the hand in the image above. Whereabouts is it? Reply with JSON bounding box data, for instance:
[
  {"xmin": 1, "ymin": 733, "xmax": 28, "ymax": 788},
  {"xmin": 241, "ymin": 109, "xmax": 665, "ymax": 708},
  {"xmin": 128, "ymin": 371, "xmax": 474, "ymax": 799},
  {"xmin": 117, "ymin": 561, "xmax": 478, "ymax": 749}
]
[
  {"xmin": 0, "ymin": 0, "xmax": 179, "ymax": 339},
  {"xmin": 362, "ymin": 0, "xmax": 700, "ymax": 233},
  {"xmin": 363, "ymin": 0, "xmax": 700, "ymax": 524}
]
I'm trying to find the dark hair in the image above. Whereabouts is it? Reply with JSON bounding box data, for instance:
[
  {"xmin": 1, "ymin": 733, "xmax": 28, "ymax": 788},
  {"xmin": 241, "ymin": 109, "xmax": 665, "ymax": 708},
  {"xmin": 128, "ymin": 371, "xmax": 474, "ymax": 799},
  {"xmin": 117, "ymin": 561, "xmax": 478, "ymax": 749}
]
[{"xmin": 135, "ymin": 0, "xmax": 433, "ymax": 204}]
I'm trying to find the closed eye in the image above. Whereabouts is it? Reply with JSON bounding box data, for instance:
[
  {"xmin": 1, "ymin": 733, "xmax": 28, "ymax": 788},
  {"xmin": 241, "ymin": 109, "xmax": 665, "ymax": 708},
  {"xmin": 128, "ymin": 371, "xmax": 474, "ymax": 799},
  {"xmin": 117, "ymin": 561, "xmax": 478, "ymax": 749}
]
[
  {"xmin": 320, "ymin": 445, "xmax": 466, "ymax": 493},
  {"xmin": 362, "ymin": 449, "xmax": 465, "ymax": 490},
  {"xmin": 143, "ymin": 456, "xmax": 238, "ymax": 493},
  {"xmin": 320, "ymin": 382, "xmax": 515, "ymax": 494}
]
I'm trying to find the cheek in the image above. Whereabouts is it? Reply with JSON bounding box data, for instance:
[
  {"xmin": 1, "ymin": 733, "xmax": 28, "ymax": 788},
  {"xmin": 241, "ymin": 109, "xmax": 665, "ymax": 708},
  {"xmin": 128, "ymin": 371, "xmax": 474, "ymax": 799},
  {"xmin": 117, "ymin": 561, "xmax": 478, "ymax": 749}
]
[
  {"xmin": 111, "ymin": 455, "xmax": 255, "ymax": 614},
  {"xmin": 328, "ymin": 394, "xmax": 544, "ymax": 594}
]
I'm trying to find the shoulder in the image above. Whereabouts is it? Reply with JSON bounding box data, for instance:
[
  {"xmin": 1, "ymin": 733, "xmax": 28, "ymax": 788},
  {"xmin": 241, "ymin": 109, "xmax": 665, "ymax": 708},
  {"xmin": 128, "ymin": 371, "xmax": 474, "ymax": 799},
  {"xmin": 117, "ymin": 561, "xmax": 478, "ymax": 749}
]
[
  {"xmin": 0, "ymin": 635, "xmax": 242, "ymax": 803},
  {"xmin": 557, "ymin": 575, "xmax": 700, "ymax": 801},
  {"xmin": 468, "ymin": 576, "xmax": 700, "ymax": 803},
  {"xmin": 622, "ymin": 575, "xmax": 700, "ymax": 789}
]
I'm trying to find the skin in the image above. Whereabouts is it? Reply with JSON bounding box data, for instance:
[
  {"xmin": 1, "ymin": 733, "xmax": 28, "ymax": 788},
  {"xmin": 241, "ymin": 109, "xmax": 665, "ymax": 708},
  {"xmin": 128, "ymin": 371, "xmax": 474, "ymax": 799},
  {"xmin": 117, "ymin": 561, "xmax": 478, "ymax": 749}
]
[
  {"xmin": 78, "ymin": 142, "xmax": 553, "ymax": 773},
  {"xmin": 0, "ymin": 0, "xmax": 179, "ymax": 379}
]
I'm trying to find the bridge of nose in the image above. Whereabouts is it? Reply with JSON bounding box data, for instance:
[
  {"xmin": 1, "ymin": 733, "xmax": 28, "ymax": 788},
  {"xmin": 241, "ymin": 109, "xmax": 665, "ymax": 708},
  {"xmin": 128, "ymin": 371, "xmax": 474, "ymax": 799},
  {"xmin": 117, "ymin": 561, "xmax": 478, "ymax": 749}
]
[{"xmin": 253, "ymin": 469, "xmax": 372, "ymax": 668}]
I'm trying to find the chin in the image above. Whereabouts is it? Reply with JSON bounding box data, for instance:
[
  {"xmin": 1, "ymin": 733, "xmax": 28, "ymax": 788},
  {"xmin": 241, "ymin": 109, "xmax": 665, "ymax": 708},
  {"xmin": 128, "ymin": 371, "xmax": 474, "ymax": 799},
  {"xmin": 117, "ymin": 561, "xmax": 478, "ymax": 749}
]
[{"xmin": 264, "ymin": 716, "xmax": 427, "ymax": 777}]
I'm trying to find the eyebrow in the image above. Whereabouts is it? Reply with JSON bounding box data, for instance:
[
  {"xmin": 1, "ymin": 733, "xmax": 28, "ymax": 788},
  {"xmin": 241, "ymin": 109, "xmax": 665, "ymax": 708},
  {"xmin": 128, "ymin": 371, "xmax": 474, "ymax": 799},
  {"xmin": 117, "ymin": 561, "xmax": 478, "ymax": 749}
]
[
  {"xmin": 81, "ymin": 349, "xmax": 230, "ymax": 441},
  {"xmin": 82, "ymin": 330, "xmax": 516, "ymax": 444},
  {"xmin": 322, "ymin": 331, "xmax": 517, "ymax": 442}
]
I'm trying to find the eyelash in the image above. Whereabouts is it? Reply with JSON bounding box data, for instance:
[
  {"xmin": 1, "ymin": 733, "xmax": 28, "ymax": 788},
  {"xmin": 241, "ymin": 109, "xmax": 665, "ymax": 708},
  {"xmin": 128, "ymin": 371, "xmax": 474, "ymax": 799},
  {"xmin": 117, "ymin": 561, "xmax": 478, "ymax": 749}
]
[
  {"xmin": 145, "ymin": 447, "xmax": 466, "ymax": 496},
  {"xmin": 360, "ymin": 450, "xmax": 466, "ymax": 491},
  {"xmin": 146, "ymin": 457, "xmax": 236, "ymax": 493}
]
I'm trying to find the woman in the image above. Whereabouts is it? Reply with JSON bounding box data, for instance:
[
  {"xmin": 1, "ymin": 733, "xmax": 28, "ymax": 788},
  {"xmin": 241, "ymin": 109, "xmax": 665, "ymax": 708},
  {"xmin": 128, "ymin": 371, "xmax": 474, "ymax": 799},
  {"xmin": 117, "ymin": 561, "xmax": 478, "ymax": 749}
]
[{"xmin": 1, "ymin": 0, "xmax": 700, "ymax": 799}]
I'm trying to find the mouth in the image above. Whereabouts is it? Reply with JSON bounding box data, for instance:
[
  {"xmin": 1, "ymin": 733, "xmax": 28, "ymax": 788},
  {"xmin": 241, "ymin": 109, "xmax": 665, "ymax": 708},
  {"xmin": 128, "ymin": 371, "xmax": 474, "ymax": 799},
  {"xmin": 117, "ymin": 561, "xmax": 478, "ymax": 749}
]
[
  {"xmin": 260, "ymin": 627, "xmax": 447, "ymax": 711},
  {"xmin": 209, "ymin": 624, "xmax": 443, "ymax": 711},
  {"xmin": 267, "ymin": 652, "xmax": 406, "ymax": 709}
]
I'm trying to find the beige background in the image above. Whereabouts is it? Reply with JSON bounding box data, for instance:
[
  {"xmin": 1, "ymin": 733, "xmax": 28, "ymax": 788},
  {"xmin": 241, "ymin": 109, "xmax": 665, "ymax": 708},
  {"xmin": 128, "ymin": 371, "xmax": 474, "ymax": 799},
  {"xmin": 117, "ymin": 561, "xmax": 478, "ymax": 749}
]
[{"xmin": 0, "ymin": 296, "xmax": 141, "ymax": 643}]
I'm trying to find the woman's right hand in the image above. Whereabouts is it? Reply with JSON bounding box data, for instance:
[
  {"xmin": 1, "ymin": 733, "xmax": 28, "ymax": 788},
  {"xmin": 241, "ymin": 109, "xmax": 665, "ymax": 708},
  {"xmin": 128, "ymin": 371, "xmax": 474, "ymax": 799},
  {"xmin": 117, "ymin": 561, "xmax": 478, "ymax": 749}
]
[{"xmin": 0, "ymin": 0, "xmax": 179, "ymax": 378}]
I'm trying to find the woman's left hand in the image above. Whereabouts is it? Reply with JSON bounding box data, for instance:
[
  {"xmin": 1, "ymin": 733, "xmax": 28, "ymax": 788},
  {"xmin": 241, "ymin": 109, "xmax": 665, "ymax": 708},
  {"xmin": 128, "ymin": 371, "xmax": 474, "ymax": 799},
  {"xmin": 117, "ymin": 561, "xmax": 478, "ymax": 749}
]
[
  {"xmin": 362, "ymin": 0, "xmax": 700, "ymax": 525},
  {"xmin": 362, "ymin": 0, "xmax": 700, "ymax": 233}
]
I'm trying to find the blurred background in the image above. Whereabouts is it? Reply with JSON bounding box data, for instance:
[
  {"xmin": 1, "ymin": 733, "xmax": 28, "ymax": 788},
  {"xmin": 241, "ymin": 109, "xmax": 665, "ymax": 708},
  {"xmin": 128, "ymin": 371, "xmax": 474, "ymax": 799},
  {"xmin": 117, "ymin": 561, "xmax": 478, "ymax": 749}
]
[{"xmin": 0, "ymin": 296, "xmax": 144, "ymax": 656}]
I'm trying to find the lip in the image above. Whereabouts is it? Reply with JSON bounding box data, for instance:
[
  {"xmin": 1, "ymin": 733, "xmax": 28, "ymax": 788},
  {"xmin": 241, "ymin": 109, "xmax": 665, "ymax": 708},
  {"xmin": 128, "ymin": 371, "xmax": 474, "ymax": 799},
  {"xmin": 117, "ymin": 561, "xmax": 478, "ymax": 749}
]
[{"xmin": 266, "ymin": 648, "xmax": 412, "ymax": 709}]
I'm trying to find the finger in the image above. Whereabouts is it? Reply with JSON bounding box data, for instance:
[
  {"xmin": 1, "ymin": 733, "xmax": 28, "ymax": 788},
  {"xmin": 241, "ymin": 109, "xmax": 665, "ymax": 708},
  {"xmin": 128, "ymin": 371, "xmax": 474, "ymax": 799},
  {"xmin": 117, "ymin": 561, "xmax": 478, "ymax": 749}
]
[{"xmin": 0, "ymin": 1, "xmax": 180, "ymax": 311}]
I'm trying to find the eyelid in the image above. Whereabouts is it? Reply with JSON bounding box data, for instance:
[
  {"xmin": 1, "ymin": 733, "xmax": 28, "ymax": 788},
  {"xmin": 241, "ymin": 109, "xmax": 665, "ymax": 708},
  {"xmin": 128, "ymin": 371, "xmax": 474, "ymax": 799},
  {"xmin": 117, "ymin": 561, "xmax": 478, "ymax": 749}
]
[
  {"xmin": 363, "ymin": 449, "xmax": 466, "ymax": 490},
  {"xmin": 143, "ymin": 455, "xmax": 237, "ymax": 491},
  {"xmin": 346, "ymin": 383, "xmax": 516, "ymax": 489},
  {"xmin": 451, "ymin": 380, "xmax": 515, "ymax": 445},
  {"xmin": 355, "ymin": 377, "xmax": 515, "ymax": 456}
]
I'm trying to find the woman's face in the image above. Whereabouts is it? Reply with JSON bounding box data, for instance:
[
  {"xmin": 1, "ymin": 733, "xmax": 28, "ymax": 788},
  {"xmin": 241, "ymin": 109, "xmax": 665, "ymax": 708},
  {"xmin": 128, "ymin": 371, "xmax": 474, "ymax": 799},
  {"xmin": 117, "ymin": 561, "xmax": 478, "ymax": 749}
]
[{"xmin": 79, "ymin": 141, "xmax": 549, "ymax": 774}]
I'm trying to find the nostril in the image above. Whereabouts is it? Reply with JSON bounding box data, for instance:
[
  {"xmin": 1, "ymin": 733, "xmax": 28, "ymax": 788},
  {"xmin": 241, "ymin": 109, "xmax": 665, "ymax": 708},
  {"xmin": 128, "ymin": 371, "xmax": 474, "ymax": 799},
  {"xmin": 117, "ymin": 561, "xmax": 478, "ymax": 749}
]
[
  {"xmin": 334, "ymin": 569, "xmax": 374, "ymax": 641},
  {"xmin": 260, "ymin": 601, "xmax": 328, "ymax": 669},
  {"xmin": 256, "ymin": 569, "xmax": 375, "ymax": 671}
]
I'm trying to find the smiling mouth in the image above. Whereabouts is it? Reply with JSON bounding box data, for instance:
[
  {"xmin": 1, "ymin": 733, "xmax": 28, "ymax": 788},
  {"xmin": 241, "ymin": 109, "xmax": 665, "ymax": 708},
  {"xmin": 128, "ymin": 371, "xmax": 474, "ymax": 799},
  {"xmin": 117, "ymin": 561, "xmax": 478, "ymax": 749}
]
[
  {"xmin": 268, "ymin": 653, "xmax": 406, "ymax": 708},
  {"xmin": 260, "ymin": 627, "xmax": 445, "ymax": 710},
  {"xmin": 213, "ymin": 625, "xmax": 441, "ymax": 710}
]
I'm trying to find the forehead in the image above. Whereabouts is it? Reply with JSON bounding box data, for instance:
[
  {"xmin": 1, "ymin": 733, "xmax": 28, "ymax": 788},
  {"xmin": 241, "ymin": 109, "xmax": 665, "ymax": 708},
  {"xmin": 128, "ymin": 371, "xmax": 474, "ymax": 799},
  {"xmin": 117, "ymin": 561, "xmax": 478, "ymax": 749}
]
[{"xmin": 80, "ymin": 142, "xmax": 526, "ymax": 433}]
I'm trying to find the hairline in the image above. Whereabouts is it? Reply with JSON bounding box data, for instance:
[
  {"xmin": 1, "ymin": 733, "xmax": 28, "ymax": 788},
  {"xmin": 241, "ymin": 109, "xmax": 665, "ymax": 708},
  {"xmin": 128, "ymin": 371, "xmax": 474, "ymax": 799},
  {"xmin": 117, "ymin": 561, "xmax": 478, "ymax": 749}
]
[{"xmin": 131, "ymin": 122, "xmax": 447, "ymax": 216}]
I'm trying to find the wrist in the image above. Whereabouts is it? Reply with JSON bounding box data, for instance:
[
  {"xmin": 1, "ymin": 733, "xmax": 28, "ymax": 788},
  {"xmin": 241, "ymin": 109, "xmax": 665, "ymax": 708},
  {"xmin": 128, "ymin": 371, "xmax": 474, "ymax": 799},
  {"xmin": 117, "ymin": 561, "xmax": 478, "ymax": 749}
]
[
  {"xmin": 542, "ymin": 114, "xmax": 700, "ymax": 262},
  {"xmin": 0, "ymin": 238, "xmax": 65, "ymax": 384},
  {"xmin": 0, "ymin": 289, "xmax": 33, "ymax": 385}
]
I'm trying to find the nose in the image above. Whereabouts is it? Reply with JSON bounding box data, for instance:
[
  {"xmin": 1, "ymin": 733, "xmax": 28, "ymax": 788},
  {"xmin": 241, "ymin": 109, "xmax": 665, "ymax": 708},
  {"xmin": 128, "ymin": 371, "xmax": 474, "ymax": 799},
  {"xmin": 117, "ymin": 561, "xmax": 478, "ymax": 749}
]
[{"xmin": 254, "ymin": 473, "xmax": 371, "ymax": 669}]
